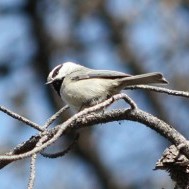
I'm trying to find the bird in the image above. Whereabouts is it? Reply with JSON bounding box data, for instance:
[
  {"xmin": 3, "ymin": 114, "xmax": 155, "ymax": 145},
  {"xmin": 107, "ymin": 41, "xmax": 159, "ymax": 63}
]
[{"xmin": 47, "ymin": 62, "xmax": 168, "ymax": 111}]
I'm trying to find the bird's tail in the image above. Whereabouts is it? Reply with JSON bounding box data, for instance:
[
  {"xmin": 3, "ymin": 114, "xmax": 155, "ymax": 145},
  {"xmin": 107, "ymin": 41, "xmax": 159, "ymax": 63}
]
[{"xmin": 118, "ymin": 72, "xmax": 168, "ymax": 88}]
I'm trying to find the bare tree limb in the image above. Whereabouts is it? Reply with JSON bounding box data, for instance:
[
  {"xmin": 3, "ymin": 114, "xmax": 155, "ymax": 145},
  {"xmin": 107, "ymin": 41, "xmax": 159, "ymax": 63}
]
[
  {"xmin": 42, "ymin": 105, "xmax": 69, "ymax": 129},
  {"xmin": 27, "ymin": 135, "xmax": 47, "ymax": 189},
  {"xmin": 126, "ymin": 85, "xmax": 189, "ymax": 98},
  {"xmin": 28, "ymin": 154, "xmax": 36, "ymax": 189},
  {"xmin": 0, "ymin": 106, "xmax": 43, "ymax": 131},
  {"xmin": 0, "ymin": 92, "xmax": 189, "ymax": 162},
  {"xmin": 1, "ymin": 88, "xmax": 189, "ymax": 188},
  {"xmin": 0, "ymin": 94, "xmax": 133, "ymax": 161},
  {"xmin": 0, "ymin": 105, "xmax": 69, "ymax": 169},
  {"xmin": 41, "ymin": 133, "xmax": 79, "ymax": 159}
]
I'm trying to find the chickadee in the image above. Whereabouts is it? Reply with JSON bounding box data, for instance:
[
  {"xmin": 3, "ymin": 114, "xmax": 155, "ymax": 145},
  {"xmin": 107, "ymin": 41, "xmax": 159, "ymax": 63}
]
[{"xmin": 47, "ymin": 62, "xmax": 168, "ymax": 111}]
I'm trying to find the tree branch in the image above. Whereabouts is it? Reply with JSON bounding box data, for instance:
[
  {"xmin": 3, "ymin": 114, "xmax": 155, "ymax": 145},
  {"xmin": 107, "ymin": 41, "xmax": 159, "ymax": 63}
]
[
  {"xmin": 0, "ymin": 94, "xmax": 134, "ymax": 161},
  {"xmin": 1, "ymin": 88, "xmax": 189, "ymax": 188},
  {"xmin": 28, "ymin": 154, "xmax": 36, "ymax": 189},
  {"xmin": 42, "ymin": 105, "xmax": 69, "ymax": 129},
  {"xmin": 40, "ymin": 133, "xmax": 79, "ymax": 159},
  {"xmin": 126, "ymin": 85, "xmax": 189, "ymax": 98},
  {"xmin": 0, "ymin": 106, "xmax": 43, "ymax": 131},
  {"xmin": 0, "ymin": 92, "xmax": 189, "ymax": 164}
]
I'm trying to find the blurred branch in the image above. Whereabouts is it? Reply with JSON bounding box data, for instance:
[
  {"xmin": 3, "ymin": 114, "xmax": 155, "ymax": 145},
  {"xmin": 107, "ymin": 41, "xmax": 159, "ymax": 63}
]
[
  {"xmin": 0, "ymin": 88, "xmax": 189, "ymax": 188},
  {"xmin": 24, "ymin": 0, "xmax": 52, "ymax": 80},
  {"xmin": 96, "ymin": 0, "xmax": 172, "ymax": 122}
]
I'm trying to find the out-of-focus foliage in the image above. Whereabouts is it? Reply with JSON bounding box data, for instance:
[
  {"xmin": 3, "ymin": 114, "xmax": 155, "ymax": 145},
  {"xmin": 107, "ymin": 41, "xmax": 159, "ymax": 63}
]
[{"xmin": 0, "ymin": 0, "xmax": 188, "ymax": 189}]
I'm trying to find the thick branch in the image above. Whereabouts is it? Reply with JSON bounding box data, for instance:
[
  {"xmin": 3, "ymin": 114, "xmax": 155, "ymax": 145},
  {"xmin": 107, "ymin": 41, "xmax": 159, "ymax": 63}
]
[{"xmin": 71, "ymin": 109, "xmax": 189, "ymax": 151}]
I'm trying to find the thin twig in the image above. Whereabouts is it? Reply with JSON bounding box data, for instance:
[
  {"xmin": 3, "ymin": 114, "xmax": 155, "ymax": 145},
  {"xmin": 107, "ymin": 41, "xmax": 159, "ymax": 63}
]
[
  {"xmin": 126, "ymin": 85, "xmax": 189, "ymax": 98},
  {"xmin": 42, "ymin": 105, "xmax": 69, "ymax": 129},
  {"xmin": 27, "ymin": 135, "xmax": 47, "ymax": 189},
  {"xmin": 28, "ymin": 154, "xmax": 37, "ymax": 189},
  {"xmin": 115, "ymin": 93, "xmax": 137, "ymax": 109},
  {"xmin": 41, "ymin": 133, "xmax": 79, "ymax": 158},
  {"xmin": 0, "ymin": 106, "xmax": 43, "ymax": 131}
]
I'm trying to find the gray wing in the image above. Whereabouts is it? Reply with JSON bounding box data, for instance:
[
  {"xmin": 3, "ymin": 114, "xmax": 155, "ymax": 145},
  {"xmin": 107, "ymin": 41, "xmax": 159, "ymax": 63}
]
[{"xmin": 71, "ymin": 70, "xmax": 131, "ymax": 80}]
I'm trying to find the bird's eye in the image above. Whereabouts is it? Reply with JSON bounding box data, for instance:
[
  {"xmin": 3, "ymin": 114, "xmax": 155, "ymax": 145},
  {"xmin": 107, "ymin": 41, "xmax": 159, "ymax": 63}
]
[{"xmin": 52, "ymin": 65, "xmax": 62, "ymax": 78}]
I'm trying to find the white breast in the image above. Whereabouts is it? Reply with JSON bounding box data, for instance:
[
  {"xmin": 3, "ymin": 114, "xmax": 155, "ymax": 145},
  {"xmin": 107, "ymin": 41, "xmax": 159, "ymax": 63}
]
[{"xmin": 60, "ymin": 78, "xmax": 119, "ymax": 111}]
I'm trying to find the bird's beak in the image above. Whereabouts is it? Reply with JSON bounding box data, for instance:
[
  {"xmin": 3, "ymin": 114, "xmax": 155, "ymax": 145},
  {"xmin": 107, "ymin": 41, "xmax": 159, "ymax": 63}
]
[{"xmin": 45, "ymin": 80, "xmax": 54, "ymax": 85}]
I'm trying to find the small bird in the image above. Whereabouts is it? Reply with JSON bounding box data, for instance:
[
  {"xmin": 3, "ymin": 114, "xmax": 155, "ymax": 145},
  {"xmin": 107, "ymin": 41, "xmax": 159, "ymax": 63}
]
[{"xmin": 47, "ymin": 62, "xmax": 168, "ymax": 111}]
